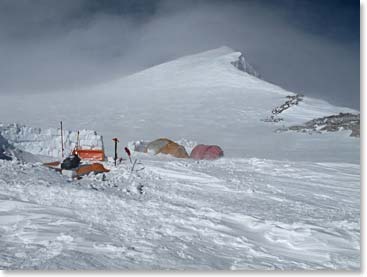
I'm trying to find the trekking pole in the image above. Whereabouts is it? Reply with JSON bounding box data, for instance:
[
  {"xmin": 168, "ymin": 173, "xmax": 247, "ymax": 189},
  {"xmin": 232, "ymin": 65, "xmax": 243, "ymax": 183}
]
[
  {"xmin": 124, "ymin": 147, "xmax": 132, "ymax": 164},
  {"xmin": 112, "ymin": 138, "xmax": 119, "ymax": 166},
  {"xmin": 60, "ymin": 121, "xmax": 64, "ymax": 159}
]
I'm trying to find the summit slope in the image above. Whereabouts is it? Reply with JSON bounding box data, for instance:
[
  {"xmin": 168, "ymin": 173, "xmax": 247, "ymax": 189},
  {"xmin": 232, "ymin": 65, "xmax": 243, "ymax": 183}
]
[{"xmin": 0, "ymin": 46, "xmax": 358, "ymax": 162}]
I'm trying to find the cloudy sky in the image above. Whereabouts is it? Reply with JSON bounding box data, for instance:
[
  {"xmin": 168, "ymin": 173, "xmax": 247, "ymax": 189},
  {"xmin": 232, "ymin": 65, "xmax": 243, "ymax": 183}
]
[{"xmin": 0, "ymin": 0, "xmax": 359, "ymax": 109}]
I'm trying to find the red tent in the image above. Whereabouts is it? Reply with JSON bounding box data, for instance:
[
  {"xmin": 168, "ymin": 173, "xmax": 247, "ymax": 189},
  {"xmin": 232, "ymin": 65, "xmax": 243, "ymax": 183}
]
[{"xmin": 190, "ymin": 144, "xmax": 224, "ymax": 160}]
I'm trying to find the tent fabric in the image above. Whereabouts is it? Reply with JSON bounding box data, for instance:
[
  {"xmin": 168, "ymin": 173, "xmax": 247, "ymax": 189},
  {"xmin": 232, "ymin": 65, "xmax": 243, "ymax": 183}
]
[
  {"xmin": 146, "ymin": 138, "xmax": 189, "ymax": 158},
  {"xmin": 146, "ymin": 138, "xmax": 172, "ymax": 155},
  {"xmin": 73, "ymin": 149, "xmax": 105, "ymax": 161},
  {"xmin": 190, "ymin": 144, "xmax": 224, "ymax": 160},
  {"xmin": 44, "ymin": 161, "xmax": 61, "ymax": 168},
  {"xmin": 76, "ymin": 163, "xmax": 110, "ymax": 176},
  {"xmin": 160, "ymin": 143, "xmax": 189, "ymax": 159}
]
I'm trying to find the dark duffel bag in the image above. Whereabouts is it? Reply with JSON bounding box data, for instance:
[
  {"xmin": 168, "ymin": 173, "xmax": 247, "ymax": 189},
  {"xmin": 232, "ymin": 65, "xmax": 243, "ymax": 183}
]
[{"xmin": 61, "ymin": 154, "xmax": 81, "ymax": 170}]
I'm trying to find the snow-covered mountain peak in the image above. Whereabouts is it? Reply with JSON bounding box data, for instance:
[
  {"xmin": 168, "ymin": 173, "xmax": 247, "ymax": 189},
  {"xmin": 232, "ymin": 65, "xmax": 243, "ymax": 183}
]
[
  {"xmin": 103, "ymin": 46, "xmax": 284, "ymax": 95},
  {"xmin": 0, "ymin": 46, "xmax": 359, "ymax": 162}
]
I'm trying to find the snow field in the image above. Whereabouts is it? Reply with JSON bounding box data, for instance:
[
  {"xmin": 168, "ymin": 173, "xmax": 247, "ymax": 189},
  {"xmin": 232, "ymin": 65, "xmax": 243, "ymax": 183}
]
[{"xmin": 0, "ymin": 154, "xmax": 360, "ymax": 269}]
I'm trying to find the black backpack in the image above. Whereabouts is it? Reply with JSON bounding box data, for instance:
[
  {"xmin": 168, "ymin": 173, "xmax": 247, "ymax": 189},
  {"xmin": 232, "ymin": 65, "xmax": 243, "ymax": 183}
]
[{"xmin": 61, "ymin": 154, "xmax": 81, "ymax": 170}]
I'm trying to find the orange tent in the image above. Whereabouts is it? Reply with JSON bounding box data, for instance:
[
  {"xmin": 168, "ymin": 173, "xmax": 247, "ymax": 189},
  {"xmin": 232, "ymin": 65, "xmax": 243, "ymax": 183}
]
[
  {"xmin": 72, "ymin": 149, "xmax": 105, "ymax": 161},
  {"xmin": 76, "ymin": 163, "xmax": 110, "ymax": 176},
  {"xmin": 71, "ymin": 130, "xmax": 105, "ymax": 161},
  {"xmin": 146, "ymin": 138, "xmax": 189, "ymax": 159}
]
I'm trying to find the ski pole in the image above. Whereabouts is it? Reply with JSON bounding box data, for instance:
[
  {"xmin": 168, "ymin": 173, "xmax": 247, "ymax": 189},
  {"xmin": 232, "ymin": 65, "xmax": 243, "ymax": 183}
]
[{"xmin": 112, "ymin": 138, "xmax": 119, "ymax": 166}]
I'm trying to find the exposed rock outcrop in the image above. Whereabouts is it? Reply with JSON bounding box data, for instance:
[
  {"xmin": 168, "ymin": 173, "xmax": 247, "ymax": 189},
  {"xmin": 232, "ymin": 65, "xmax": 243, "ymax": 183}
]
[
  {"xmin": 0, "ymin": 133, "xmax": 39, "ymax": 162},
  {"xmin": 0, "ymin": 133, "xmax": 12, "ymax": 160},
  {"xmin": 277, "ymin": 113, "xmax": 360, "ymax": 137},
  {"xmin": 231, "ymin": 54, "xmax": 261, "ymax": 79},
  {"xmin": 272, "ymin": 94, "xmax": 304, "ymax": 115},
  {"xmin": 262, "ymin": 94, "xmax": 304, "ymax": 123}
]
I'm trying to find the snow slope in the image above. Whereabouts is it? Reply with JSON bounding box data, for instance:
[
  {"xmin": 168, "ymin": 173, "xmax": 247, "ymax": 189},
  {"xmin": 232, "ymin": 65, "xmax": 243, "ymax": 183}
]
[
  {"xmin": 0, "ymin": 46, "xmax": 359, "ymax": 162},
  {"xmin": 0, "ymin": 46, "xmax": 360, "ymax": 270}
]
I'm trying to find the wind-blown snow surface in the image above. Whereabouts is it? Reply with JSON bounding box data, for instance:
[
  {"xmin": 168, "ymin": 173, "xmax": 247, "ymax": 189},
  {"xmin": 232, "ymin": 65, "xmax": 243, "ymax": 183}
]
[
  {"xmin": 0, "ymin": 156, "xmax": 360, "ymax": 270},
  {"xmin": 0, "ymin": 47, "xmax": 360, "ymax": 269}
]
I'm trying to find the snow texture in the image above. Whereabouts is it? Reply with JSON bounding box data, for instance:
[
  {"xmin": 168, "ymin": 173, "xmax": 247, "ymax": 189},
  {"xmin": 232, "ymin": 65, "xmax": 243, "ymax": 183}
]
[
  {"xmin": 0, "ymin": 123, "xmax": 104, "ymax": 160},
  {"xmin": 0, "ymin": 156, "xmax": 360, "ymax": 270},
  {"xmin": 0, "ymin": 46, "xmax": 360, "ymax": 270},
  {"xmin": 0, "ymin": 133, "xmax": 40, "ymax": 163}
]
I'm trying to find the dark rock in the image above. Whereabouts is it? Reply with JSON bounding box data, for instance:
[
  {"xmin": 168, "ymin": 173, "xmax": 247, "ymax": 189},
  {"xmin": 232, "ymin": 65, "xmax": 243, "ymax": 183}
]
[
  {"xmin": 231, "ymin": 54, "xmax": 261, "ymax": 79},
  {"xmin": 277, "ymin": 112, "xmax": 360, "ymax": 137},
  {"xmin": 262, "ymin": 94, "xmax": 303, "ymax": 123},
  {"xmin": 262, "ymin": 115, "xmax": 284, "ymax": 123},
  {"xmin": 272, "ymin": 94, "xmax": 304, "ymax": 115},
  {"xmin": 0, "ymin": 134, "xmax": 12, "ymax": 160}
]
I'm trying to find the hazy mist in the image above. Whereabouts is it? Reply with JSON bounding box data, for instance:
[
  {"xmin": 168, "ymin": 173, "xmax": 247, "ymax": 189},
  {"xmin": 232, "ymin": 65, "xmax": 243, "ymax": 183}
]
[{"xmin": 0, "ymin": 0, "xmax": 359, "ymax": 109}]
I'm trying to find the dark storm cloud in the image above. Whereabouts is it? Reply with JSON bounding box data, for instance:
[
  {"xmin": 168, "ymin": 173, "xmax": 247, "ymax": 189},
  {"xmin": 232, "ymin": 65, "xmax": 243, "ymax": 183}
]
[{"xmin": 0, "ymin": 0, "xmax": 359, "ymax": 109}]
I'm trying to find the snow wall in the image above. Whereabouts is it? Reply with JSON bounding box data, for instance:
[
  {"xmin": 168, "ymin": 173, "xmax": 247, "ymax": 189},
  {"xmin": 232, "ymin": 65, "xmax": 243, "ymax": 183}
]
[{"xmin": 0, "ymin": 123, "xmax": 104, "ymax": 159}]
